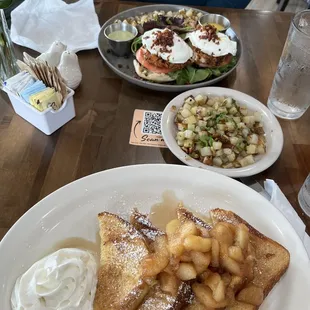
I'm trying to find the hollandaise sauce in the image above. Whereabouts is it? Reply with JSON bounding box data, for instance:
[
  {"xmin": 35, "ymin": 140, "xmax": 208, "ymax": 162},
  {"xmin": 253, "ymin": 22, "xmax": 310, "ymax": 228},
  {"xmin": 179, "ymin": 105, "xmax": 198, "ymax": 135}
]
[
  {"xmin": 205, "ymin": 23, "xmax": 226, "ymax": 32},
  {"xmin": 108, "ymin": 30, "xmax": 135, "ymax": 41}
]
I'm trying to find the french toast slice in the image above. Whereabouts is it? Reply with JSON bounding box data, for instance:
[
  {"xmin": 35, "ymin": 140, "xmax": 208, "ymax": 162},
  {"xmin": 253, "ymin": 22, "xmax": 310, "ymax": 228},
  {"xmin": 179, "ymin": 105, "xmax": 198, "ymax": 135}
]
[
  {"xmin": 210, "ymin": 208, "xmax": 290, "ymax": 300},
  {"xmin": 94, "ymin": 212, "xmax": 151, "ymax": 310},
  {"xmin": 131, "ymin": 209, "xmax": 192, "ymax": 310},
  {"xmin": 138, "ymin": 282, "xmax": 192, "ymax": 310}
]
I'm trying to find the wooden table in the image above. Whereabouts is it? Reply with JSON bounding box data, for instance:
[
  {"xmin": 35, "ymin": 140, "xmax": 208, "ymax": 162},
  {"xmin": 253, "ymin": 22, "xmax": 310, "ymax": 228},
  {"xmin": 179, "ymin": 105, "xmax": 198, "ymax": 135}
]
[{"xmin": 0, "ymin": 1, "xmax": 309, "ymax": 240}]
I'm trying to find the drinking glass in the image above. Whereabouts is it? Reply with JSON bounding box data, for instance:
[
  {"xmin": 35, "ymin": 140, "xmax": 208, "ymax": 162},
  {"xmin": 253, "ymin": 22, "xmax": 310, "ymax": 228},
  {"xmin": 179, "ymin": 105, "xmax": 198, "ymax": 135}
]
[
  {"xmin": 0, "ymin": 8, "xmax": 19, "ymax": 89},
  {"xmin": 267, "ymin": 10, "xmax": 310, "ymax": 120},
  {"xmin": 298, "ymin": 174, "xmax": 310, "ymax": 217}
]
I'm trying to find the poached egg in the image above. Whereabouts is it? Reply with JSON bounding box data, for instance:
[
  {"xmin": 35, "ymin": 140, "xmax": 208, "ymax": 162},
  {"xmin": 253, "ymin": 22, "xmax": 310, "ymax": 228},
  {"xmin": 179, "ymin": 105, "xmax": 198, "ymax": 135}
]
[
  {"xmin": 142, "ymin": 28, "xmax": 193, "ymax": 64},
  {"xmin": 188, "ymin": 30, "xmax": 237, "ymax": 57}
]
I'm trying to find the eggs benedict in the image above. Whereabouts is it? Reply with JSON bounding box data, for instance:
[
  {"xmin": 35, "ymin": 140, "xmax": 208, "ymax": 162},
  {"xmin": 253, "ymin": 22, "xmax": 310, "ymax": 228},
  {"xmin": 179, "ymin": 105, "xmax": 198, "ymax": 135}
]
[
  {"xmin": 134, "ymin": 28, "xmax": 193, "ymax": 82},
  {"xmin": 188, "ymin": 24, "xmax": 237, "ymax": 68}
]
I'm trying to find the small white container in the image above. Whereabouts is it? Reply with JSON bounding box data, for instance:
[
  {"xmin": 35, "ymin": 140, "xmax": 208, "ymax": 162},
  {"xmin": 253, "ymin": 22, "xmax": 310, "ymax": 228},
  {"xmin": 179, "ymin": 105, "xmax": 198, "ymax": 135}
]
[{"xmin": 3, "ymin": 88, "xmax": 75, "ymax": 135}]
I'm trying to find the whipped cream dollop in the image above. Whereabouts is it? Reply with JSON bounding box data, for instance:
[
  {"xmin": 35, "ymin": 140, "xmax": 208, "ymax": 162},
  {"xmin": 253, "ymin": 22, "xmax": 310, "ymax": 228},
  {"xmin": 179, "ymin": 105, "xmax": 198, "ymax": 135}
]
[{"xmin": 11, "ymin": 248, "xmax": 97, "ymax": 310}]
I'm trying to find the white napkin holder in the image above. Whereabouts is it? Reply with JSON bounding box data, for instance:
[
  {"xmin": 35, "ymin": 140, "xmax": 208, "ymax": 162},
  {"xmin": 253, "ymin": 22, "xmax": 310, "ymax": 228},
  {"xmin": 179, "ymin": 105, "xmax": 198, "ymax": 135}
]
[{"xmin": 3, "ymin": 88, "xmax": 75, "ymax": 135}]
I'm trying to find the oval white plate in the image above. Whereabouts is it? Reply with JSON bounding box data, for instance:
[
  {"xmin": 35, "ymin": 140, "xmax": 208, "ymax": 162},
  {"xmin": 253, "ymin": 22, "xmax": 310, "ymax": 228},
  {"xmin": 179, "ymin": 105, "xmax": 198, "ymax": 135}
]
[
  {"xmin": 161, "ymin": 87, "xmax": 284, "ymax": 177},
  {"xmin": 0, "ymin": 165, "xmax": 308, "ymax": 309}
]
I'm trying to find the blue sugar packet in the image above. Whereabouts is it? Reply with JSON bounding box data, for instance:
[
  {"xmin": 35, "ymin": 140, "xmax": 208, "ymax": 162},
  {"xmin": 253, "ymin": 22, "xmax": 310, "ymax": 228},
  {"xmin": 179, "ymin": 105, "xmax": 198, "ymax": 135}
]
[{"xmin": 20, "ymin": 80, "xmax": 47, "ymax": 103}]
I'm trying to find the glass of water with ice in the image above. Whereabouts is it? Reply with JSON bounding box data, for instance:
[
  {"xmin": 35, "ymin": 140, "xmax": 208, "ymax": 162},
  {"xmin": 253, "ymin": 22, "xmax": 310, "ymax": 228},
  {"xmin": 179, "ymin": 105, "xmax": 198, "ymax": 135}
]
[
  {"xmin": 267, "ymin": 10, "xmax": 310, "ymax": 120},
  {"xmin": 298, "ymin": 174, "xmax": 310, "ymax": 217}
]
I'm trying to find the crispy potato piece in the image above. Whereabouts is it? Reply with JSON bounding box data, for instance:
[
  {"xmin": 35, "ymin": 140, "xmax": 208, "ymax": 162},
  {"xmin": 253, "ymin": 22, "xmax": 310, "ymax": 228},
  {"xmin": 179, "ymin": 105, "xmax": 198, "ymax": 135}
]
[
  {"xmin": 237, "ymin": 286, "xmax": 264, "ymax": 306},
  {"xmin": 191, "ymin": 251, "xmax": 211, "ymax": 274},
  {"xmin": 158, "ymin": 272, "xmax": 179, "ymax": 295},
  {"xmin": 176, "ymin": 263, "xmax": 197, "ymax": 281},
  {"xmin": 213, "ymin": 280, "xmax": 226, "ymax": 302},
  {"xmin": 166, "ymin": 219, "xmax": 181, "ymax": 236},
  {"xmin": 192, "ymin": 283, "xmax": 229, "ymax": 309},
  {"xmin": 235, "ymin": 224, "xmax": 249, "ymax": 250},
  {"xmin": 210, "ymin": 223, "xmax": 234, "ymax": 246},
  {"xmin": 221, "ymin": 256, "xmax": 242, "ymax": 276},
  {"xmin": 228, "ymin": 246, "xmax": 244, "ymax": 263},
  {"xmin": 184, "ymin": 236, "xmax": 212, "ymax": 252},
  {"xmin": 211, "ymin": 239, "xmax": 220, "ymax": 267}
]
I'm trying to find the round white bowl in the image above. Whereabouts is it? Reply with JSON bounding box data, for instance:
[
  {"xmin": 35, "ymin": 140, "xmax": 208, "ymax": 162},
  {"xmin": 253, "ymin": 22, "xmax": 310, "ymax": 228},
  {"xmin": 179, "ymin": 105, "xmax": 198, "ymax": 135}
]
[{"xmin": 161, "ymin": 87, "xmax": 283, "ymax": 178}]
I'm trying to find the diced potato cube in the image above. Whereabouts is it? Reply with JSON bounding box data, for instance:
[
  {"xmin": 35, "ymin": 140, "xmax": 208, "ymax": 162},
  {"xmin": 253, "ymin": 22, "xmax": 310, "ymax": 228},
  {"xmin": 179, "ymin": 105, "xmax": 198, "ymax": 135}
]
[
  {"xmin": 247, "ymin": 134, "xmax": 258, "ymax": 145},
  {"xmin": 230, "ymin": 137, "xmax": 239, "ymax": 145},
  {"xmin": 227, "ymin": 152, "xmax": 236, "ymax": 162},
  {"xmin": 183, "ymin": 103, "xmax": 192, "ymax": 111},
  {"xmin": 177, "ymin": 140, "xmax": 184, "ymax": 147},
  {"xmin": 213, "ymin": 157, "xmax": 223, "ymax": 167},
  {"xmin": 257, "ymin": 144, "xmax": 265, "ymax": 154},
  {"xmin": 239, "ymin": 155, "xmax": 255, "ymax": 167},
  {"xmin": 195, "ymin": 94, "xmax": 207, "ymax": 105},
  {"xmin": 233, "ymin": 116, "xmax": 241, "ymax": 123},
  {"xmin": 183, "ymin": 139, "xmax": 193, "ymax": 148},
  {"xmin": 184, "ymin": 115, "xmax": 197, "ymax": 124},
  {"xmin": 198, "ymin": 120, "xmax": 207, "ymax": 128},
  {"xmin": 188, "ymin": 124, "xmax": 195, "ymax": 131},
  {"xmin": 226, "ymin": 122, "xmax": 235, "ymax": 131},
  {"xmin": 217, "ymin": 124, "xmax": 226, "ymax": 131},
  {"xmin": 215, "ymin": 149, "xmax": 223, "ymax": 157},
  {"xmin": 213, "ymin": 141, "xmax": 222, "ymax": 150},
  {"xmin": 237, "ymin": 122, "xmax": 246, "ymax": 129},
  {"xmin": 242, "ymin": 128, "xmax": 249, "ymax": 137},
  {"xmin": 184, "ymin": 130, "xmax": 194, "ymax": 139},
  {"xmin": 201, "ymin": 146, "xmax": 212, "ymax": 157},
  {"xmin": 181, "ymin": 108, "xmax": 192, "ymax": 118},
  {"xmin": 246, "ymin": 144, "xmax": 257, "ymax": 155},
  {"xmin": 229, "ymin": 107, "xmax": 237, "ymax": 115},
  {"xmin": 190, "ymin": 106, "xmax": 198, "ymax": 115},
  {"xmin": 224, "ymin": 97, "xmax": 233, "ymax": 107},
  {"xmin": 197, "ymin": 107, "xmax": 208, "ymax": 117},
  {"xmin": 177, "ymin": 131, "xmax": 185, "ymax": 141}
]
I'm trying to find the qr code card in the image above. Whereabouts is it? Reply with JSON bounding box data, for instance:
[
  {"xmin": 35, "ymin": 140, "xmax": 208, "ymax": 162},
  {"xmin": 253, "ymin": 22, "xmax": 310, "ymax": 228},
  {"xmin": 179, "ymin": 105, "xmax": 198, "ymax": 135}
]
[{"xmin": 129, "ymin": 109, "xmax": 167, "ymax": 148}]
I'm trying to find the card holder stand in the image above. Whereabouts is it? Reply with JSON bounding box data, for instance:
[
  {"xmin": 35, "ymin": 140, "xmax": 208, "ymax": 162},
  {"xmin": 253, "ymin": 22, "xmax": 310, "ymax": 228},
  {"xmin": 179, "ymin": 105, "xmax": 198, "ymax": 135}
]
[{"xmin": 3, "ymin": 87, "xmax": 75, "ymax": 135}]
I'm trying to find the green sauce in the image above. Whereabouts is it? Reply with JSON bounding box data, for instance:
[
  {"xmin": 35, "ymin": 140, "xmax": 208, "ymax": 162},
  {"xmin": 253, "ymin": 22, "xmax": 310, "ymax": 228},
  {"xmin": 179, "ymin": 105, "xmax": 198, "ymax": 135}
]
[{"xmin": 108, "ymin": 30, "xmax": 135, "ymax": 41}]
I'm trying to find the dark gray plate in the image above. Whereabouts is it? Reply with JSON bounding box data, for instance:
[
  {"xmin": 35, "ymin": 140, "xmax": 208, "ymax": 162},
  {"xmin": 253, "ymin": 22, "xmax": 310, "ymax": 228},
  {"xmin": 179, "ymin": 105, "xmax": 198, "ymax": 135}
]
[{"xmin": 98, "ymin": 4, "xmax": 242, "ymax": 92}]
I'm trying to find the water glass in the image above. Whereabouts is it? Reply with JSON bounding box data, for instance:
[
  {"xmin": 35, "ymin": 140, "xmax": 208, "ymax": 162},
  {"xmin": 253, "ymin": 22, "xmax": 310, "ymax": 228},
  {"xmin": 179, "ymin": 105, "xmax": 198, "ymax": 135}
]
[
  {"xmin": 267, "ymin": 10, "xmax": 310, "ymax": 120},
  {"xmin": 0, "ymin": 8, "xmax": 18, "ymax": 89},
  {"xmin": 298, "ymin": 174, "xmax": 310, "ymax": 217}
]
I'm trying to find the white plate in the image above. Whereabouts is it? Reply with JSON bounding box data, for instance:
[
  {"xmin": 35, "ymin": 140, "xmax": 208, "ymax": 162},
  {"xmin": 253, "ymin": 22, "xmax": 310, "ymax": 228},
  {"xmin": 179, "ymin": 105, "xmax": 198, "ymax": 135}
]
[
  {"xmin": 0, "ymin": 165, "xmax": 309, "ymax": 309},
  {"xmin": 161, "ymin": 87, "xmax": 284, "ymax": 177}
]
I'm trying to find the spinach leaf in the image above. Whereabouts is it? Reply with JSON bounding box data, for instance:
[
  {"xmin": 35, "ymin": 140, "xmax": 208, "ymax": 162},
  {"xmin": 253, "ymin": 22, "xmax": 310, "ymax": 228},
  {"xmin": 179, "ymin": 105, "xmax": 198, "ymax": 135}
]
[
  {"xmin": 131, "ymin": 36, "xmax": 142, "ymax": 54},
  {"xmin": 169, "ymin": 67, "xmax": 212, "ymax": 85},
  {"xmin": 211, "ymin": 68, "xmax": 221, "ymax": 77}
]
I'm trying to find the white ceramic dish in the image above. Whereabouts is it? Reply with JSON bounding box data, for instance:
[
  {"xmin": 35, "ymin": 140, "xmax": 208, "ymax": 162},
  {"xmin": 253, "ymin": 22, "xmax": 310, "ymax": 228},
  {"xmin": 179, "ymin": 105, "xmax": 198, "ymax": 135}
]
[
  {"xmin": 0, "ymin": 165, "xmax": 309, "ymax": 309},
  {"xmin": 161, "ymin": 87, "xmax": 284, "ymax": 178}
]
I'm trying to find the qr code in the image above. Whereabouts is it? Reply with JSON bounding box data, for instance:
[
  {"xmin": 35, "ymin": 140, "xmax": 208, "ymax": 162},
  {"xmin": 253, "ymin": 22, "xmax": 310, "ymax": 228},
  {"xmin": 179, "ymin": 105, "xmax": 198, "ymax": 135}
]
[{"xmin": 142, "ymin": 111, "xmax": 163, "ymax": 135}]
